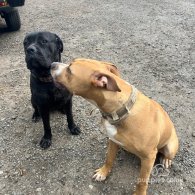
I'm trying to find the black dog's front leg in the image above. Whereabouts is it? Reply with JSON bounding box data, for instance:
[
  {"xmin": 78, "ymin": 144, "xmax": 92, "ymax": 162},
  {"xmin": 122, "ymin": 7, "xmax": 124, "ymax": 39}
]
[
  {"xmin": 31, "ymin": 97, "xmax": 41, "ymax": 122},
  {"xmin": 38, "ymin": 107, "xmax": 52, "ymax": 149},
  {"xmin": 65, "ymin": 98, "xmax": 81, "ymax": 135},
  {"xmin": 32, "ymin": 107, "xmax": 41, "ymax": 123}
]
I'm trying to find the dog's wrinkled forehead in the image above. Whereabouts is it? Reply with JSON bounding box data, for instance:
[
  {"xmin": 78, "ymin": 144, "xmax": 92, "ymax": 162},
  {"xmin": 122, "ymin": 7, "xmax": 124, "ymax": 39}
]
[{"xmin": 24, "ymin": 32, "xmax": 56, "ymax": 44}]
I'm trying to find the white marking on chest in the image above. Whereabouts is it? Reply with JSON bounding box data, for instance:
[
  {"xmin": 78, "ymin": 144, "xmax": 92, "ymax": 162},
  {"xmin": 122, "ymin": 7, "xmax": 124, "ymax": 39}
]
[{"xmin": 103, "ymin": 120, "xmax": 124, "ymax": 146}]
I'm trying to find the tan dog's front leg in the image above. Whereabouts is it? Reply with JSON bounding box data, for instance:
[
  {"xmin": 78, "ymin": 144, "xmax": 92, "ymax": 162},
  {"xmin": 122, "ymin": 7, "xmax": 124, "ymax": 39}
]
[
  {"xmin": 134, "ymin": 150, "xmax": 157, "ymax": 195},
  {"xmin": 93, "ymin": 139, "xmax": 119, "ymax": 181}
]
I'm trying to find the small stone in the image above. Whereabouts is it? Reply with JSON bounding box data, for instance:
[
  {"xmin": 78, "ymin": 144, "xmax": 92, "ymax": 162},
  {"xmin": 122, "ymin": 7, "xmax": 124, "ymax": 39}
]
[
  {"xmin": 191, "ymin": 187, "xmax": 195, "ymax": 193},
  {"xmin": 11, "ymin": 116, "xmax": 17, "ymax": 120},
  {"xmin": 0, "ymin": 184, "xmax": 6, "ymax": 189},
  {"xmin": 14, "ymin": 171, "xmax": 19, "ymax": 175},
  {"xmin": 172, "ymin": 164, "xmax": 183, "ymax": 173},
  {"xmin": 192, "ymin": 132, "xmax": 195, "ymax": 137},
  {"xmin": 36, "ymin": 188, "xmax": 41, "ymax": 192},
  {"xmin": 89, "ymin": 185, "xmax": 93, "ymax": 189},
  {"xmin": 183, "ymin": 177, "xmax": 187, "ymax": 182},
  {"xmin": 0, "ymin": 171, "xmax": 3, "ymax": 174}
]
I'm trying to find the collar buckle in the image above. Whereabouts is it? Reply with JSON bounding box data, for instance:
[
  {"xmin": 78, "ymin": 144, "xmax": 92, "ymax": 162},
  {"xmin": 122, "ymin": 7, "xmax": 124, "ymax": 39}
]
[
  {"xmin": 124, "ymin": 104, "xmax": 130, "ymax": 114},
  {"xmin": 111, "ymin": 112, "xmax": 120, "ymax": 121}
]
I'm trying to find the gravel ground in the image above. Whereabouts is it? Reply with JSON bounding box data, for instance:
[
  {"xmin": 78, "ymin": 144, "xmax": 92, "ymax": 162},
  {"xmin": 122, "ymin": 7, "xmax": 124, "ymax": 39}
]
[{"xmin": 0, "ymin": 0, "xmax": 195, "ymax": 194}]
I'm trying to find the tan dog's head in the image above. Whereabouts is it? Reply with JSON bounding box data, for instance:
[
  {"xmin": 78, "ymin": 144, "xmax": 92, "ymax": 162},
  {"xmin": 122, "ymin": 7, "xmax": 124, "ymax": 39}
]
[{"xmin": 51, "ymin": 59, "xmax": 121, "ymax": 97}]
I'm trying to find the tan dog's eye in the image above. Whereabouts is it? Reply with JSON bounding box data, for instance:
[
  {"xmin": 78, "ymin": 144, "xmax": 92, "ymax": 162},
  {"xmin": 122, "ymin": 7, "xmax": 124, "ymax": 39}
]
[{"xmin": 67, "ymin": 66, "xmax": 72, "ymax": 74}]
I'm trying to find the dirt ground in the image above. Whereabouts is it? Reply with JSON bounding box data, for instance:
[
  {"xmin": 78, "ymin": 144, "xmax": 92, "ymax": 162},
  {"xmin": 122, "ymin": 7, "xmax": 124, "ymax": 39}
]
[{"xmin": 0, "ymin": 0, "xmax": 195, "ymax": 194}]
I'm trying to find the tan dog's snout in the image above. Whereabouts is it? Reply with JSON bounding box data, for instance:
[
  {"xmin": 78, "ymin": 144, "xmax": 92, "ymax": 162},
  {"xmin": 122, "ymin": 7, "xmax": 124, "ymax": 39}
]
[
  {"xmin": 51, "ymin": 62, "xmax": 60, "ymax": 70},
  {"xmin": 51, "ymin": 62, "xmax": 68, "ymax": 78}
]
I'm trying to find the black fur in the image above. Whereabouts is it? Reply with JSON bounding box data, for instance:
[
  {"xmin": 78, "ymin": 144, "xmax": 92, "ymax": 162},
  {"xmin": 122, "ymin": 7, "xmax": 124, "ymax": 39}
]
[{"xmin": 23, "ymin": 31, "xmax": 80, "ymax": 149}]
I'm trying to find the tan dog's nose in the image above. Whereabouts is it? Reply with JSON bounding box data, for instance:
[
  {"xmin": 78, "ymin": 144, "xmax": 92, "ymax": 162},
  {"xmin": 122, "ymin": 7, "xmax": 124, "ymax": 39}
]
[
  {"xmin": 51, "ymin": 62, "xmax": 60, "ymax": 70},
  {"xmin": 51, "ymin": 62, "xmax": 69, "ymax": 78}
]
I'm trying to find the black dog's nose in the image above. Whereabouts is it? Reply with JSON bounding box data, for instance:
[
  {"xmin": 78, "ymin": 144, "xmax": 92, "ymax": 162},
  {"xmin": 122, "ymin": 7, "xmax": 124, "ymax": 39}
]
[
  {"xmin": 27, "ymin": 46, "xmax": 36, "ymax": 54},
  {"xmin": 51, "ymin": 62, "xmax": 60, "ymax": 69}
]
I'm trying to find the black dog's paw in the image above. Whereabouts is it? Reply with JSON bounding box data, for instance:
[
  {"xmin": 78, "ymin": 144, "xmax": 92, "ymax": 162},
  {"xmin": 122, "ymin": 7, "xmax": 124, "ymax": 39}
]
[
  {"xmin": 40, "ymin": 137, "xmax": 52, "ymax": 149},
  {"xmin": 32, "ymin": 112, "xmax": 41, "ymax": 123},
  {"xmin": 69, "ymin": 126, "xmax": 81, "ymax": 135}
]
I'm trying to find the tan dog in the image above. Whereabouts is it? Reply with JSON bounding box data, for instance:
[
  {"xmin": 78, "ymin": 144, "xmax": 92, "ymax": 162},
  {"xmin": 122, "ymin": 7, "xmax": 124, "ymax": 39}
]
[{"xmin": 51, "ymin": 59, "xmax": 179, "ymax": 195}]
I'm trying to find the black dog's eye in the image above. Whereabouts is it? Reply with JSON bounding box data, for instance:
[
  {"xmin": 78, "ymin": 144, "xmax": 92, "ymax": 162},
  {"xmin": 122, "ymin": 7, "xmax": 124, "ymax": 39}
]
[{"xmin": 42, "ymin": 39, "xmax": 48, "ymax": 44}]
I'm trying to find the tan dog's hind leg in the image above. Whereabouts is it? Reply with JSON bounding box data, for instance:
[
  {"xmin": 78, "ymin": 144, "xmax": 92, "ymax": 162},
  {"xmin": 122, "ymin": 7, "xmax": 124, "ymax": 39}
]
[
  {"xmin": 159, "ymin": 128, "xmax": 179, "ymax": 169},
  {"xmin": 133, "ymin": 149, "xmax": 157, "ymax": 195},
  {"xmin": 93, "ymin": 140, "xmax": 119, "ymax": 181}
]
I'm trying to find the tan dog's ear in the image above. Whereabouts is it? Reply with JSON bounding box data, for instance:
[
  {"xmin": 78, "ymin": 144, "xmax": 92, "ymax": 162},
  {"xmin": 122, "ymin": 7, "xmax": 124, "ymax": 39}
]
[
  {"xmin": 101, "ymin": 61, "xmax": 120, "ymax": 76},
  {"xmin": 91, "ymin": 72, "xmax": 121, "ymax": 92}
]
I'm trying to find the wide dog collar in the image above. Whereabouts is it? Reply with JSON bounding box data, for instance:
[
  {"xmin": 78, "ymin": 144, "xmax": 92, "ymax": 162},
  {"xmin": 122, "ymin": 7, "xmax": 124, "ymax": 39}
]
[
  {"xmin": 101, "ymin": 85, "xmax": 138, "ymax": 125},
  {"xmin": 31, "ymin": 73, "xmax": 53, "ymax": 83}
]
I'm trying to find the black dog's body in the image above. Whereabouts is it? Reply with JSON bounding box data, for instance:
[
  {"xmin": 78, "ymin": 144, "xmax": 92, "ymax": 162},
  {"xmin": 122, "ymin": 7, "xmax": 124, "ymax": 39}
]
[{"xmin": 24, "ymin": 32, "xmax": 80, "ymax": 149}]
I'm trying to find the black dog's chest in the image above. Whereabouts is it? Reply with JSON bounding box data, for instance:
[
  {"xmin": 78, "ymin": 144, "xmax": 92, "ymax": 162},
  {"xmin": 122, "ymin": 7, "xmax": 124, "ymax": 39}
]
[
  {"xmin": 31, "ymin": 80, "xmax": 71, "ymax": 108},
  {"xmin": 52, "ymin": 86, "xmax": 71, "ymax": 102}
]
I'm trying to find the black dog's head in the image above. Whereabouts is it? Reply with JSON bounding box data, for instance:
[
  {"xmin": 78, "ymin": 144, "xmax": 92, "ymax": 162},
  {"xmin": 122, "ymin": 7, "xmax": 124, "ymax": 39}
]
[{"xmin": 23, "ymin": 31, "xmax": 63, "ymax": 73}]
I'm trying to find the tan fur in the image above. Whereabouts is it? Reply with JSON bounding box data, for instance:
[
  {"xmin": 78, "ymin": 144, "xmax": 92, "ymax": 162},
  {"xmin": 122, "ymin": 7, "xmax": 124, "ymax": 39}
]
[{"xmin": 51, "ymin": 59, "xmax": 179, "ymax": 195}]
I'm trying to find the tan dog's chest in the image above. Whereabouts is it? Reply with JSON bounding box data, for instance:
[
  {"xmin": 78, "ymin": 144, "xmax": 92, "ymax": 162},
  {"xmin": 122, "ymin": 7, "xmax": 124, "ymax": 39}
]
[
  {"xmin": 103, "ymin": 120, "xmax": 124, "ymax": 146},
  {"xmin": 103, "ymin": 119, "xmax": 141, "ymax": 154}
]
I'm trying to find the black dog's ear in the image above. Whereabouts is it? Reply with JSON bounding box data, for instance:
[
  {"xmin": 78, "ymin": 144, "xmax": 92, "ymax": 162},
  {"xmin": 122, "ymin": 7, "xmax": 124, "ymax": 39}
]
[{"xmin": 55, "ymin": 34, "xmax": 63, "ymax": 53}]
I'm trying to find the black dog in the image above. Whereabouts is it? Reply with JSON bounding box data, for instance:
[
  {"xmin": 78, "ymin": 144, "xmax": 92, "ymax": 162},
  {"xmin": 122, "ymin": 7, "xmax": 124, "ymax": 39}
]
[{"xmin": 23, "ymin": 31, "xmax": 80, "ymax": 149}]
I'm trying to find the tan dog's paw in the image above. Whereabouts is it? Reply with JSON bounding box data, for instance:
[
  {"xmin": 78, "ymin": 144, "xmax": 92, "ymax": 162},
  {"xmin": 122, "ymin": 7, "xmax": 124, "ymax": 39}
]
[
  {"xmin": 162, "ymin": 158, "xmax": 172, "ymax": 169},
  {"xmin": 92, "ymin": 165, "xmax": 110, "ymax": 181},
  {"xmin": 133, "ymin": 192, "xmax": 147, "ymax": 195},
  {"xmin": 132, "ymin": 189, "xmax": 147, "ymax": 195}
]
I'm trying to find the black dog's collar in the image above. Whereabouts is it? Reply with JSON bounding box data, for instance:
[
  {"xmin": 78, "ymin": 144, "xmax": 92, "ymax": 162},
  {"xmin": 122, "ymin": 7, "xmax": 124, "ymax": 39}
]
[
  {"xmin": 31, "ymin": 73, "xmax": 53, "ymax": 83},
  {"xmin": 101, "ymin": 85, "xmax": 138, "ymax": 125}
]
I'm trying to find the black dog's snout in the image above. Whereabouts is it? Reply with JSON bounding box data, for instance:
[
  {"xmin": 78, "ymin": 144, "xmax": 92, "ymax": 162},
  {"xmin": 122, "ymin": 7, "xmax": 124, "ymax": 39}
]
[
  {"xmin": 51, "ymin": 62, "xmax": 60, "ymax": 70},
  {"xmin": 27, "ymin": 45, "xmax": 36, "ymax": 54}
]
